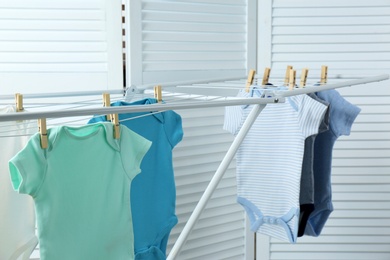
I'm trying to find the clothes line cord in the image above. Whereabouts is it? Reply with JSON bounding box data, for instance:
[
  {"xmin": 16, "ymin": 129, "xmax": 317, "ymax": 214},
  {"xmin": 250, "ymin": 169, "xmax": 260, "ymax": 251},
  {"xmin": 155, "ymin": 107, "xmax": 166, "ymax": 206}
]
[{"xmin": 0, "ymin": 97, "xmax": 284, "ymax": 122}]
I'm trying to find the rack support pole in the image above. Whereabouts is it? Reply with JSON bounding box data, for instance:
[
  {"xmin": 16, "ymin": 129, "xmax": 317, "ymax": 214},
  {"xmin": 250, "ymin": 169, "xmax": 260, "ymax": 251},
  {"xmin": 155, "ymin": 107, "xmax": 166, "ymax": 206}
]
[{"xmin": 167, "ymin": 103, "xmax": 268, "ymax": 260}]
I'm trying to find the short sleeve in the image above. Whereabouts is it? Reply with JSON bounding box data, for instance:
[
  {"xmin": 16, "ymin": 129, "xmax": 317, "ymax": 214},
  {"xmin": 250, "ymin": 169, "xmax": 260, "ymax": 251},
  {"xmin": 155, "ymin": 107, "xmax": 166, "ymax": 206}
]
[
  {"xmin": 223, "ymin": 90, "xmax": 250, "ymax": 135},
  {"xmin": 9, "ymin": 133, "xmax": 47, "ymax": 196},
  {"xmin": 223, "ymin": 105, "xmax": 243, "ymax": 135},
  {"xmin": 296, "ymin": 94, "xmax": 328, "ymax": 138},
  {"xmin": 163, "ymin": 111, "xmax": 183, "ymax": 148},
  {"xmin": 119, "ymin": 125, "xmax": 152, "ymax": 180},
  {"xmin": 331, "ymin": 95, "xmax": 361, "ymax": 137},
  {"xmin": 316, "ymin": 89, "xmax": 361, "ymax": 137}
]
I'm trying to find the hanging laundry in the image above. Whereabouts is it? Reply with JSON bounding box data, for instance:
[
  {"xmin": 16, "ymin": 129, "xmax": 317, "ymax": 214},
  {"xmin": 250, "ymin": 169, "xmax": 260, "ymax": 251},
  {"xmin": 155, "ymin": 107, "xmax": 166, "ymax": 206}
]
[
  {"xmin": 304, "ymin": 89, "xmax": 361, "ymax": 236},
  {"xmin": 9, "ymin": 122, "xmax": 151, "ymax": 260},
  {"xmin": 89, "ymin": 98, "xmax": 183, "ymax": 260},
  {"xmin": 224, "ymin": 88, "xmax": 327, "ymax": 243},
  {"xmin": 298, "ymin": 93, "xmax": 330, "ymax": 237},
  {"xmin": 0, "ymin": 105, "xmax": 38, "ymax": 260}
]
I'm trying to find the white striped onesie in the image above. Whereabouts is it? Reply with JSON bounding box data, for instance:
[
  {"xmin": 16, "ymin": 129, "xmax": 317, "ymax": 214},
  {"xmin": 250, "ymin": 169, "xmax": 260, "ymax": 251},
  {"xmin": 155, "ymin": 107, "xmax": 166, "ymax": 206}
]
[{"xmin": 224, "ymin": 89, "xmax": 327, "ymax": 243}]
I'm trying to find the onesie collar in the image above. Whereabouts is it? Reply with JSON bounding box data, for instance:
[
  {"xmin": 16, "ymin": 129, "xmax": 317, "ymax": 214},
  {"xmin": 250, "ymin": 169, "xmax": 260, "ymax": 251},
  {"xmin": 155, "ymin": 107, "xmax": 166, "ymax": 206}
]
[{"xmin": 49, "ymin": 122, "xmax": 120, "ymax": 152}]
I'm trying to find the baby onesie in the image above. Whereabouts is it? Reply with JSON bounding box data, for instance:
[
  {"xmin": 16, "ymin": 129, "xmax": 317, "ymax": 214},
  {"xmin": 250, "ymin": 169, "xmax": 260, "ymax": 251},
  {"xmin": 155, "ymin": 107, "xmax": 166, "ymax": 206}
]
[
  {"xmin": 305, "ymin": 89, "xmax": 361, "ymax": 236},
  {"xmin": 89, "ymin": 99, "xmax": 183, "ymax": 259},
  {"xmin": 9, "ymin": 122, "xmax": 151, "ymax": 260},
  {"xmin": 225, "ymin": 90, "xmax": 327, "ymax": 243},
  {"xmin": 0, "ymin": 106, "xmax": 37, "ymax": 260},
  {"xmin": 298, "ymin": 93, "xmax": 330, "ymax": 237}
]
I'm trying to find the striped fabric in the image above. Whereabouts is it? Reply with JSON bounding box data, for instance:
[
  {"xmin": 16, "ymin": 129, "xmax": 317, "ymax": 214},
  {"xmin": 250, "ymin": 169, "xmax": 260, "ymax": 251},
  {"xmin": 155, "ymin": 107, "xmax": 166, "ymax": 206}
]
[
  {"xmin": 223, "ymin": 90, "xmax": 249, "ymax": 135},
  {"xmin": 225, "ymin": 90, "xmax": 327, "ymax": 243}
]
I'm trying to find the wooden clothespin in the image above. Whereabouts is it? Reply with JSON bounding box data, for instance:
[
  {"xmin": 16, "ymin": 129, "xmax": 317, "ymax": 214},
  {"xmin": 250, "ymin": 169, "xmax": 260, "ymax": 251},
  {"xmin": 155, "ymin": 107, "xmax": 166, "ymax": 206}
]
[
  {"xmin": 15, "ymin": 93, "xmax": 24, "ymax": 112},
  {"xmin": 289, "ymin": 69, "xmax": 296, "ymax": 90},
  {"xmin": 112, "ymin": 113, "xmax": 120, "ymax": 139},
  {"xmin": 154, "ymin": 85, "xmax": 162, "ymax": 103},
  {"xmin": 103, "ymin": 93, "xmax": 112, "ymax": 121},
  {"xmin": 38, "ymin": 118, "xmax": 48, "ymax": 149},
  {"xmin": 102, "ymin": 93, "xmax": 120, "ymax": 139},
  {"xmin": 320, "ymin": 65, "xmax": 328, "ymax": 85},
  {"xmin": 300, "ymin": 68, "xmax": 309, "ymax": 88},
  {"xmin": 245, "ymin": 69, "xmax": 256, "ymax": 92},
  {"xmin": 284, "ymin": 65, "xmax": 293, "ymax": 86},
  {"xmin": 261, "ymin": 67, "xmax": 271, "ymax": 85}
]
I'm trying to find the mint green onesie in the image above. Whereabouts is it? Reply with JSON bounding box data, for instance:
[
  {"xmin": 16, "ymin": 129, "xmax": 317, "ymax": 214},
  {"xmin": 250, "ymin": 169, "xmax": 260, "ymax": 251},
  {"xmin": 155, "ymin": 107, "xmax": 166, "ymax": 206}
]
[{"xmin": 9, "ymin": 122, "xmax": 151, "ymax": 260}]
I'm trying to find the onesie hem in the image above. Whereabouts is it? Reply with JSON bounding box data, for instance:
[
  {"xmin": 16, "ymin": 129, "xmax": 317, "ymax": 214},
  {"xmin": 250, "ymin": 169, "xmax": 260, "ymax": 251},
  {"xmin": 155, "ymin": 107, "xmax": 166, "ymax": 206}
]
[
  {"xmin": 237, "ymin": 196, "xmax": 298, "ymax": 243},
  {"xmin": 305, "ymin": 200, "xmax": 333, "ymax": 236}
]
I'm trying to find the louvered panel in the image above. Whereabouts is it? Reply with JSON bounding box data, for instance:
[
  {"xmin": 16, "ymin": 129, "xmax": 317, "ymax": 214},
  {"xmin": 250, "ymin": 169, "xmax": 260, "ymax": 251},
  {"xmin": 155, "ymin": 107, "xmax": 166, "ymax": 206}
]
[
  {"xmin": 143, "ymin": 52, "xmax": 245, "ymax": 62},
  {"xmin": 318, "ymin": 227, "xmax": 390, "ymax": 236},
  {"xmin": 273, "ymin": 16, "xmax": 390, "ymax": 26},
  {"xmin": 273, "ymin": 0, "xmax": 390, "ymax": 8},
  {"xmin": 271, "ymin": 252, "xmax": 390, "ymax": 260},
  {"xmin": 294, "ymin": 235, "xmax": 390, "ymax": 243},
  {"xmin": 167, "ymin": 105, "xmax": 246, "ymax": 259},
  {"xmin": 332, "ymin": 167, "xmax": 390, "ymax": 175},
  {"xmin": 272, "ymin": 244, "xmax": 390, "ymax": 252},
  {"xmin": 272, "ymin": 44, "xmax": 390, "ymax": 53},
  {"xmin": 0, "ymin": 0, "xmax": 123, "ymax": 94},
  {"xmin": 333, "ymin": 201, "xmax": 390, "ymax": 210},
  {"xmin": 143, "ymin": 1, "xmax": 245, "ymax": 14},
  {"xmin": 271, "ymin": 0, "xmax": 390, "ymax": 79},
  {"xmin": 333, "ymin": 149, "xmax": 390, "ymax": 157},
  {"xmin": 274, "ymin": 35, "xmax": 390, "ymax": 44},
  {"xmin": 339, "ymin": 123, "xmax": 390, "ymax": 132},
  {"xmin": 178, "ymin": 134, "xmax": 234, "ymax": 147},
  {"xmin": 333, "ymin": 175, "xmax": 390, "ymax": 184},
  {"xmin": 143, "ymin": 21, "xmax": 245, "ymax": 33},
  {"xmin": 144, "ymin": 42, "xmax": 244, "ymax": 52},
  {"xmin": 332, "ymin": 157, "xmax": 389, "ymax": 167},
  {"xmin": 262, "ymin": 1, "xmax": 390, "ymax": 259},
  {"xmin": 273, "ymin": 7, "xmax": 390, "ymax": 17},
  {"xmin": 273, "ymin": 25, "xmax": 390, "ymax": 35},
  {"xmin": 137, "ymin": 0, "xmax": 248, "ymax": 84},
  {"xmin": 0, "ymin": 53, "xmax": 108, "ymax": 63},
  {"xmin": 330, "ymin": 209, "xmax": 390, "ymax": 217},
  {"xmin": 0, "ymin": 31, "xmax": 106, "ymax": 42},
  {"xmin": 332, "ymin": 184, "xmax": 390, "ymax": 193},
  {"xmin": 273, "ymin": 53, "xmax": 390, "ymax": 62},
  {"xmin": 336, "ymin": 137, "xmax": 390, "ymax": 146}
]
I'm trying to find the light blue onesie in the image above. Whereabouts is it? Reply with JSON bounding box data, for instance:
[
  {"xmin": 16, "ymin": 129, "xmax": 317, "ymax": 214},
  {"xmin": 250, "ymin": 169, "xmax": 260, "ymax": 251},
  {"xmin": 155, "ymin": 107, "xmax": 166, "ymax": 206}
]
[
  {"xmin": 89, "ymin": 98, "xmax": 183, "ymax": 259},
  {"xmin": 225, "ymin": 88, "xmax": 327, "ymax": 243},
  {"xmin": 304, "ymin": 89, "xmax": 361, "ymax": 236}
]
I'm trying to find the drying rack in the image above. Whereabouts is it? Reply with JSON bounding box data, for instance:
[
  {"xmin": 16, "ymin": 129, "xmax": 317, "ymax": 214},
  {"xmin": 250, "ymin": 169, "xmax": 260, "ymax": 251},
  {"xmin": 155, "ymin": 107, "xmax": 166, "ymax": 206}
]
[{"xmin": 0, "ymin": 74, "xmax": 388, "ymax": 259}]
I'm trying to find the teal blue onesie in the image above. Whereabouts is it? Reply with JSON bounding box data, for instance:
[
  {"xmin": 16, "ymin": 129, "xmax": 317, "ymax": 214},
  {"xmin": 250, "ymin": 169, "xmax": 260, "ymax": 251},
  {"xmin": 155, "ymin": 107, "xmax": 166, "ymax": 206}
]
[
  {"xmin": 9, "ymin": 122, "xmax": 151, "ymax": 260},
  {"xmin": 89, "ymin": 98, "xmax": 183, "ymax": 259}
]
